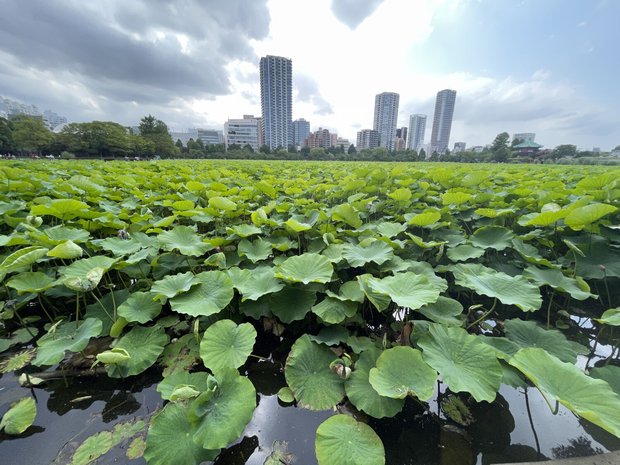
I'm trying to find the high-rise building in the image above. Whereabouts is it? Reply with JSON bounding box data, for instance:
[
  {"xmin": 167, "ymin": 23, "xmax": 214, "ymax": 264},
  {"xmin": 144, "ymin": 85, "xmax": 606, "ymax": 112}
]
[
  {"xmin": 430, "ymin": 89, "xmax": 457, "ymax": 154},
  {"xmin": 373, "ymin": 92, "xmax": 399, "ymax": 151},
  {"xmin": 197, "ymin": 129, "xmax": 224, "ymax": 146},
  {"xmin": 260, "ymin": 55, "xmax": 293, "ymax": 150},
  {"xmin": 356, "ymin": 129, "xmax": 380, "ymax": 150},
  {"xmin": 407, "ymin": 114, "xmax": 427, "ymax": 151},
  {"xmin": 225, "ymin": 115, "xmax": 262, "ymax": 151},
  {"xmin": 453, "ymin": 142, "xmax": 466, "ymax": 153},
  {"xmin": 395, "ymin": 127, "xmax": 408, "ymax": 144},
  {"xmin": 305, "ymin": 128, "xmax": 333, "ymax": 149},
  {"xmin": 292, "ymin": 118, "xmax": 310, "ymax": 148}
]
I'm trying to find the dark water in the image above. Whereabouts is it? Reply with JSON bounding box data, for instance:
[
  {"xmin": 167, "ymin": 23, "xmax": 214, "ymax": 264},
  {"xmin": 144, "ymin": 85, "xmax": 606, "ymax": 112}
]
[{"xmin": 1, "ymin": 327, "xmax": 619, "ymax": 465}]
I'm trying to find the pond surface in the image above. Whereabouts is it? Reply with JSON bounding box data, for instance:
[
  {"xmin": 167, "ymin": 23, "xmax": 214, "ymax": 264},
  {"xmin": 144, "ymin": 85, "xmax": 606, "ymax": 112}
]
[{"xmin": 1, "ymin": 327, "xmax": 619, "ymax": 465}]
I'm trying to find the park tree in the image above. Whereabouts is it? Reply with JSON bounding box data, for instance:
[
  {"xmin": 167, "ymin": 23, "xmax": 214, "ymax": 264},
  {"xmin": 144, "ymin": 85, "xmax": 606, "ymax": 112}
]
[
  {"xmin": 491, "ymin": 132, "xmax": 510, "ymax": 162},
  {"xmin": 11, "ymin": 115, "xmax": 53, "ymax": 155},
  {"xmin": 419, "ymin": 148, "xmax": 426, "ymax": 159},
  {"xmin": 0, "ymin": 117, "xmax": 15, "ymax": 152},
  {"xmin": 259, "ymin": 145, "xmax": 271, "ymax": 154},
  {"xmin": 138, "ymin": 115, "xmax": 178, "ymax": 157},
  {"xmin": 347, "ymin": 144, "xmax": 356, "ymax": 155},
  {"xmin": 553, "ymin": 144, "xmax": 577, "ymax": 158},
  {"xmin": 242, "ymin": 144, "xmax": 254, "ymax": 153}
]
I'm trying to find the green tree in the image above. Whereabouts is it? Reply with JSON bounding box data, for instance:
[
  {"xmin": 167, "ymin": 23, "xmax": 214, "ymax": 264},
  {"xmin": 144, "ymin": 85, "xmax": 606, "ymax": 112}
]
[
  {"xmin": 259, "ymin": 144, "xmax": 271, "ymax": 154},
  {"xmin": 553, "ymin": 144, "xmax": 577, "ymax": 158},
  {"xmin": 11, "ymin": 115, "xmax": 53, "ymax": 155},
  {"xmin": 491, "ymin": 132, "xmax": 510, "ymax": 162},
  {"xmin": 81, "ymin": 121, "xmax": 130, "ymax": 158},
  {"xmin": 0, "ymin": 117, "xmax": 15, "ymax": 152},
  {"xmin": 419, "ymin": 148, "xmax": 426, "ymax": 159},
  {"xmin": 242, "ymin": 144, "xmax": 254, "ymax": 153},
  {"xmin": 138, "ymin": 115, "xmax": 178, "ymax": 157},
  {"xmin": 347, "ymin": 144, "xmax": 356, "ymax": 155}
]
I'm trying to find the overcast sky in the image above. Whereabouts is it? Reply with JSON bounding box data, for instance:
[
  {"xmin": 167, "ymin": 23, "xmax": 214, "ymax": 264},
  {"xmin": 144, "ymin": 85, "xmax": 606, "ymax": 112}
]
[{"xmin": 1, "ymin": 0, "xmax": 618, "ymax": 150}]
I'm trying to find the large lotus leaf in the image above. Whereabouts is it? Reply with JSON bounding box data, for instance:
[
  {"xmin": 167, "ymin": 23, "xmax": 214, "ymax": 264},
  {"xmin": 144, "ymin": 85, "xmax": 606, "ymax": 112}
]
[
  {"xmin": 227, "ymin": 224, "xmax": 262, "ymax": 238},
  {"xmin": 34, "ymin": 318, "xmax": 103, "ymax": 366},
  {"xmin": 285, "ymin": 218, "xmax": 313, "ymax": 232},
  {"xmin": 156, "ymin": 371, "xmax": 214, "ymax": 400},
  {"xmin": 44, "ymin": 225, "xmax": 91, "ymax": 243},
  {"xmin": 235, "ymin": 267, "xmax": 284, "ymax": 301},
  {"xmin": 564, "ymin": 203, "xmax": 617, "ymax": 231},
  {"xmin": 6, "ymin": 272, "xmax": 56, "ymax": 294},
  {"xmin": 574, "ymin": 235, "xmax": 620, "ymax": 279},
  {"xmin": 159, "ymin": 226, "xmax": 211, "ymax": 256},
  {"xmin": 144, "ymin": 402, "xmax": 219, "ymax": 465},
  {"xmin": 191, "ymin": 368, "xmax": 256, "ymax": 450},
  {"xmin": 269, "ymin": 287, "xmax": 317, "ymax": 323},
  {"xmin": 368, "ymin": 346, "xmax": 436, "ymax": 401},
  {"xmin": 209, "ymin": 196, "xmax": 237, "ymax": 211},
  {"xmin": 470, "ymin": 226, "xmax": 515, "ymax": 251},
  {"xmin": 451, "ymin": 263, "xmax": 542, "ymax": 312},
  {"xmin": 170, "ymin": 271, "xmax": 234, "ymax": 316},
  {"xmin": 325, "ymin": 280, "xmax": 365, "ymax": 303},
  {"xmin": 357, "ymin": 274, "xmax": 391, "ymax": 311},
  {"xmin": 0, "ymin": 328, "xmax": 38, "ymax": 353},
  {"xmin": 60, "ymin": 256, "xmax": 118, "ymax": 292},
  {"xmin": 388, "ymin": 187, "xmax": 412, "ymax": 202},
  {"xmin": 47, "ymin": 240, "xmax": 83, "ymax": 259},
  {"xmin": 418, "ymin": 324, "xmax": 502, "ymax": 402},
  {"xmin": 309, "ymin": 325, "xmax": 349, "ymax": 346},
  {"xmin": 504, "ymin": 318, "xmax": 580, "ymax": 363},
  {"xmin": 596, "ymin": 308, "xmax": 620, "ymax": 326},
  {"xmin": 312, "ymin": 297, "xmax": 358, "ymax": 324},
  {"xmin": 284, "ymin": 335, "xmax": 345, "ymax": 410},
  {"xmin": 522, "ymin": 266, "xmax": 594, "ymax": 301},
  {"xmin": 237, "ymin": 238, "xmax": 272, "ymax": 263},
  {"xmin": 117, "ymin": 291, "xmax": 162, "ymax": 323},
  {"xmin": 0, "ymin": 246, "xmax": 49, "ymax": 274},
  {"xmin": 150, "ymin": 272, "xmax": 198, "ymax": 301},
  {"xmin": 331, "ymin": 203, "xmax": 362, "ymax": 228},
  {"xmin": 0, "ymin": 397, "xmax": 36, "ymax": 435},
  {"xmin": 31, "ymin": 198, "xmax": 89, "ymax": 220},
  {"xmin": 365, "ymin": 272, "xmax": 446, "ymax": 310},
  {"xmin": 70, "ymin": 420, "xmax": 146, "ymax": 465},
  {"xmin": 315, "ymin": 414, "xmax": 385, "ymax": 465},
  {"xmin": 442, "ymin": 192, "xmax": 473, "ymax": 206},
  {"xmin": 418, "ymin": 296, "xmax": 464, "ymax": 326},
  {"xmin": 105, "ymin": 326, "xmax": 168, "ymax": 378},
  {"xmin": 407, "ymin": 211, "xmax": 441, "ymax": 227},
  {"xmin": 346, "ymin": 347, "xmax": 404, "ymax": 418},
  {"xmin": 590, "ymin": 366, "xmax": 620, "ymax": 395},
  {"xmin": 446, "ymin": 244, "xmax": 485, "ymax": 262},
  {"xmin": 199, "ymin": 319, "xmax": 256, "ymax": 372},
  {"xmin": 376, "ymin": 222, "xmax": 407, "ymax": 238},
  {"xmin": 275, "ymin": 253, "xmax": 334, "ymax": 284},
  {"xmin": 342, "ymin": 241, "xmax": 394, "ymax": 267},
  {"xmin": 509, "ymin": 348, "xmax": 620, "ymax": 437}
]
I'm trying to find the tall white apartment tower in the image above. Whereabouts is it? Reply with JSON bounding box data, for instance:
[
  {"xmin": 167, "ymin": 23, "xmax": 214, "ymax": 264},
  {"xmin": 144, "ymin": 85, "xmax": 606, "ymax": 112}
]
[
  {"xmin": 373, "ymin": 92, "xmax": 400, "ymax": 151},
  {"xmin": 260, "ymin": 55, "xmax": 293, "ymax": 150},
  {"xmin": 407, "ymin": 114, "xmax": 427, "ymax": 151},
  {"xmin": 430, "ymin": 89, "xmax": 457, "ymax": 154}
]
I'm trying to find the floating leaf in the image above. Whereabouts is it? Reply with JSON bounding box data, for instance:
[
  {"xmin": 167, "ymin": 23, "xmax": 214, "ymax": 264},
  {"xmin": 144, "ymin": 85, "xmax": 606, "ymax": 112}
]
[
  {"xmin": 0, "ymin": 327, "xmax": 38, "ymax": 353},
  {"xmin": 0, "ymin": 397, "xmax": 36, "ymax": 435},
  {"xmin": 0, "ymin": 349, "xmax": 35, "ymax": 373},
  {"xmin": 117, "ymin": 291, "xmax": 162, "ymax": 323},
  {"xmin": 284, "ymin": 335, "xmax": 345, "ymax": 410},
  {"xmin": 157, "ymin": 371, "xmax": 214, "ymax": 400},
  {"xmin": 418, "ymin": 324, "xmax": 502, "ymax": 402},
  {"xmin": 126, "ymin": 437, "xmax": 146, "ymax": 460},
  {"xmin": 34, "ymin": 318, "xmax": 102, "ymax": 366},
  {"xmin": 277, "ymin": 387, "xmax": 295, "ymax": 403},
  {"xmin": 199, "ymin": 319, "xmax": 256, "ymax": 372},
  {"xmin": 315, "ymin": 415, "xmax": 385, "ymax": 465},
  {"xmin": 275, "ymin": 253, "xmax": 334, "ymax": 284},
  {"xmin": 71, "ymin": 420, "xmax": 145, "ymax": 465},
  {"xmin": 105, "ymin": 326, "xmax": 168, "ymax": 378},
  {"xmin": 170, "ymin": 271, "xmax": 234, "ymax": 316}
]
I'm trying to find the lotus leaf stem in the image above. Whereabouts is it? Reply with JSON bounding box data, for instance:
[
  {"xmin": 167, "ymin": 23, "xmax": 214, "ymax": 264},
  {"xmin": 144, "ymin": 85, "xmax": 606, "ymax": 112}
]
[{"xmin": 466, "ymin": 298, "xmax": 497, "ymax": 330}]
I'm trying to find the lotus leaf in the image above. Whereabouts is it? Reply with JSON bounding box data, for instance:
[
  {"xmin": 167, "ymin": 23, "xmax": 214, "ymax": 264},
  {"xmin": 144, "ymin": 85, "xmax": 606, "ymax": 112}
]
[
  {"xmin": 117, "ymin": 291, "xmax": 162, "ymax": 323},
  {"xmin": 30, "ymin": 198, "xmax": 89, "ymax": 220},
  {"xmin": 275, "ymin": 253, "xmax": 334, "ymax": 284},
  {"xmin": 209, "ymin": 196, "xmax": 237, "ymax": 211},
  {"xmin": 509, "ymin": 348, "xmax": 620, "ymax": 437},
  {"xmin": 0, "ymin": 327, "xmax": 37, "ymax": 353},
  {"xmin": 315, "ymin": 414, "xmax": 385, "ymax": 465},
  {"xmin": 342, "ymin": 241, "xmax": 394, "ymax": 267},
  {"xmin": 470, "ymin": 226, "xmax": 515, "ymax": 251},
  {"xmin": 442, "ymin": 192, "xmax": 473, "ymax": 205},
  {"xmin": 60, "ymin": 256, "xmax": 118, "ymax": 292},
  {"xmin": 150, "ymin": 272, "xmax": 197, "ymax": 301},
  {"xmin": 331, "ymin": 203, "xmax": 363, "ymax": 228},
  {"xmin": 0, "ymin": 349, "xmax": 35, "ymax": 373},
  {"xmin": 158, "ymin": 226, "xmax": 211, "ymax": 256},
  {"xmin": 0, "ymin": 397, "xmax": 36, "ymax": 435},
  {"xmin": 308, "ymin": 325, "xmax": 349, "ymax": 346},
  {"xmin": 170, "ymin": 271, "xmax": 233, "ymax": 316},
  {"xmin": 47, "ymin": 240, "xmax": 83, "ymax": 259},
  {"xmin": 144, "ymin": 402, "xmax": 219, "ymax": 465},
  {"xmin": 418, "ymin": 296, "xmax": 464, "ymax": 326},
  {"xmin": 6, "ymin": 272, "xmax": 56, "ymax": 294},
  {"xmin": 34, "ymin": 318, "xmax": 103, "ymax": 366},
  {"xmin": 126, "ymin": 437, "xmax": 146, "ymax": 460},
  {"xmin": 446, "ymin": 244, "xmax": 485, "ymax": 262},
  {"xmin": 0, "ymin": 246, "xmax": 49, "ymax": 275},
  {"xmin": 504, "ymin": 318, "xmax": 581, "ymax": 363},
  {"xmin": 357, "ymin": 274, "xmax": 391, "ymax": 311},
  {"xmin": 284, "ymin": 334, "xmax": 345, "ymax": 410},
  {"xmin": 228, "ymin": 224, "xmax": 262, "ymax": 237},
  {"xmin": 269, "ymin": 287, "xmax": 317, "ymax": 323},
  {"xmin": 590, "ymin": 366, "xmax": 620, "ymax": 395},
  {"xmin": 325, "ymin": 280, "xmax": 365, "ymax": 303},
  {"xmin": 312, "ymin": 297, "xmax": 358, "ymax": 324},
  {"xmin": 365, "ymin": 271, "xmax": 446, "ymax": 310},
  {"xmin": 523, "ymin": 266, "xmax": 594, "ymax": 301},
  {"xmin": 564, "ymin": 203, "xmax": 617, "ymax": 231},
  {"xmin": 71, "ymin": 420, "xmax": 146, "ymax": 465},
  {"xmin": 234, "ymin": 267, "xmax": 284, "ymax": 301},
  {"xmin": 596, "ymin": 308, "xmax": 620, "ymax": 326},
  {"xmin": 277, "ymin": 387, "xmax": 295, "ymax": 403},
  {"xmin": 105, "ymin": 325, "xmax": 168, "ymax": 377},
  {"xmin": 199, "ymin": 319, "xmax": 256, "ymax": 372},
  {"xmin": 157, "ymin": 371, "xmax": 214, "ymax": 400},
  {"xmin": 573, "ymin": 235, "xmax": 620, "ymax": 279},
  {"xmin": 418, "ymin": 324, "xmax": 502, "ymax": 402},
  {"xmin": 376, "ymin": 222, "xmax": 407, "ymax": 237},
  {"xmin": 191, "ymin": 368, "xmax": 256, "ymax": 450},
  {"xmin": 238, "ymin": 238, "xmax": 272, "ymax": 262},
  {"xmin": 407, "ymin": 211, "xmax": 441, "ymax": 226}
]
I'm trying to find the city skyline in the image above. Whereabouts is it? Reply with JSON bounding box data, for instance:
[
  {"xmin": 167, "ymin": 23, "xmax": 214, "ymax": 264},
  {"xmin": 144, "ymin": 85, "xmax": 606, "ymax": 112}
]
[
  {"xmin": 0, "ymin": 1, "xmax": 619, "ymax": 150},
  {"xmin": 373, "ymin": 92, "xmax": 400, "ymax": 152},
  {"xmin": 260, "ymin": 55, "xmax": 293, "ymax": 150},
  {"xmin": 430, "ymin": 89, "xmax": 457, "ymax": 154}
]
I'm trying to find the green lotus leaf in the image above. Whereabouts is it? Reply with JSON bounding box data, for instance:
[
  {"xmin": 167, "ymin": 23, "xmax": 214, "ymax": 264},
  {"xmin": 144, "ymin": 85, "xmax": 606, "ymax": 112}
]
[
  {"xmin": 47, "ymin": 240, "xmax": 83, "ymax": 259},
  {"xmin": 509, "ymin": 348, "xmax": 620, "ymax": 437},
  {"xmin": 565, "ymin": 203, "xmax": 617, "ymax": 231},
  {"xmin": 284, "ymin": 335, "xmax": 345, "ymax": 410},
  {"xmin": 357, "ymin": 274, "xmax": 391, "ymax": 311},
  {"xmin": 60, "ymin": 256, "xmax": 118, "ymax": 292},
  {"xmin": 199, "ymin": 320, "xmax": 256, "ymax": 372},
  {"xmin": 31, "ymin": 198, "xmax": 89, "ymax": 220},
  {"xmin": 315, "ymin": 414, "xmax": 385, "ymax": 465},
  {"xmin": 92, "ymin": 237, "xmax": 143, "ymax": 256},
  {"xmin": 227, "ymin": 224, "xmax": 262, "ymax": 237},
  {"xmin": 69, "ymin": 420, "xmax": 146, "ymax": 465},
  {"xmin": 105, "ymin": 326, "xmax": 168, "ymax": 378},
  {"xmin": 144, "ymin": 402, "xmax": 219, "ymax": 465},
  {"xmin": 277, "ymin": 387, "xmax": 295, "ymax": 403},
  {"xmin": 405, "ymin": 233, "xmax": 447, "ymax": 249},
  {"xmin": 446, "ymin": 244, "xmax": 485, "ymax": 262},
  {"xmin": 275, "ymin": 253, "xmax": 334, "ymax": 284},
  {"xmin": 150, "ymin": 272, "xmax": 198, "ymax": 301},
  {"xmin": 158, "ymin": 226, "xmax": 211, "ymax": 256},
  {"xmin": 325, "ymin": 280, "xmax": 365, "ymax": 303},
  {"xmin": 331, "ymin": 203, "xmax": 362, "ymax": 228},
  {"xmin": 0, "ymin": 246, "xmax": 49, "ymax": 274},
  {"xmin": 157, "ymin": 371, "xmax": 214, "ymax": 400},
  {"xmin": 365, "ymin": 271, "xmax": 446, "ymax": 310},
  {"xmin": 524, "ymin": 209, "xmax": 568, "ymax": 227},
  {"xmin": 312, "ymin": 297, "xmax": 358, "ymax": 324},
  {"xmin": 191, "ymin": 368, "xmax": 256, "ymax": 450},
  {"xmin": 388, "ymin": 187, "xmax": 412, "ymax": 202},
  {"xmin": 470, "ymin": 226, "xmax": 515, "ymax": 251},
  {"xmin": 117, "ymin": 291, "xmax": 162, "ymax": 323},
  {"xmin": 342, "ymin": 241, "xmax": 394, "ymax": 267},
  {"xmin": 0, "ymin": 397, "xmax": 36, "ymax": 435},
  {"xmin": 346, "ymin": 347, "xmax": 404, "ymax": 418},
  {"xmin": 235, "ymin": 267, "xmax": 285, "ymax": 301},
  {"xmin": 376, "ymin": 222, "xmax": 407, "ymax": 237},
  {"xmin": 346, "ymin": 336, "xmax": 377, "ymax": 354},
  {"xmin": 308, "ymin": 325, "xmax": 349, "ymax": 346},
  {"xmin": 0, "ymin": 327, "xmax": 38, "ymax": 353},
  {"xmin": 442, "ymin": 192, "xmax": 473, "ymax": 206},
  {"xmin": 574, "ymin": 235, "xmax": 620, "ymax": 279},
  {"xmin": 44, "ymin": 225, "xmax": 91, "ymax": 243},
  {"xmin": 504, "ymin": 318, "xmax": 581, "ymax": 363},
  {"xmin": 126, "ymin": 437, "xmax": 146, "ymax": 460},
  {"xmin": 6, "ymin": 272, "xmax": 56, "ymax": 294},
  {"xmin": 590, "ymin": 366, "xmax": 620, "ymax": 395},
  {"xmin": 237, "ymin": 238, "xmax": 272, "ymax": 263},
  {"xmin": 418, "ymin": 296, "xmax": 464, "ymax": 326},
  {"xmin": 595, "ymin": 308, "xmax": 620, "ymax": 326},
  {"xmin": 269, "ymin": 287, "xmax": 317, "ymax": 323},
  {"xmin": 451, "ymin": 263, "xmax": 542, "ymax": 312},
  {"xmin": 209, "ymin": 196, "xmax": 237, "ymax": 211},
  {"xmin": 284, "ymin": 218, "xmax": 313, "ymax": 232},
  {"xmin": 523, "ymin": 266, "xmax": 594, "ymax": 301},
  {"xmin": 418, "ymin": 324, "xmax": 502, "ymax": 402},
  {"xmin": 368, "ymin": 346, "xmax": 436, "ymax": 401},
  {"xmin": 407, "ymin": 211, "xmax": 442, "ymax": 227},
  {"xmin": 170, "ymin": 271, "xmax": 234, "ymax": 317},
  {"xmin": 34, "ymin": 318, "xmax": 103, "ymax": 366},
  {"xmin": 0, "ymin": 349, "xmax": 35, "ymax": 373}
]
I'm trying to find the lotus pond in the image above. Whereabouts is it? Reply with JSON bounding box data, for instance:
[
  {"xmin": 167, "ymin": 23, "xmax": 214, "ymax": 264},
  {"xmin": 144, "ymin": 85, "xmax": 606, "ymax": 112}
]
[{"xmin": 0, "ymin": 160, "xmax": 619, "ymax": 465}]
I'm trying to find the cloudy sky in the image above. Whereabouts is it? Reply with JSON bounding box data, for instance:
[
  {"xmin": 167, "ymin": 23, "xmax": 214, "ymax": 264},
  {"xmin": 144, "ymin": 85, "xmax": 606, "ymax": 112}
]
[{"xmin": 1, "ymin": 0, "xmax": 618, "ymax": 150}]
